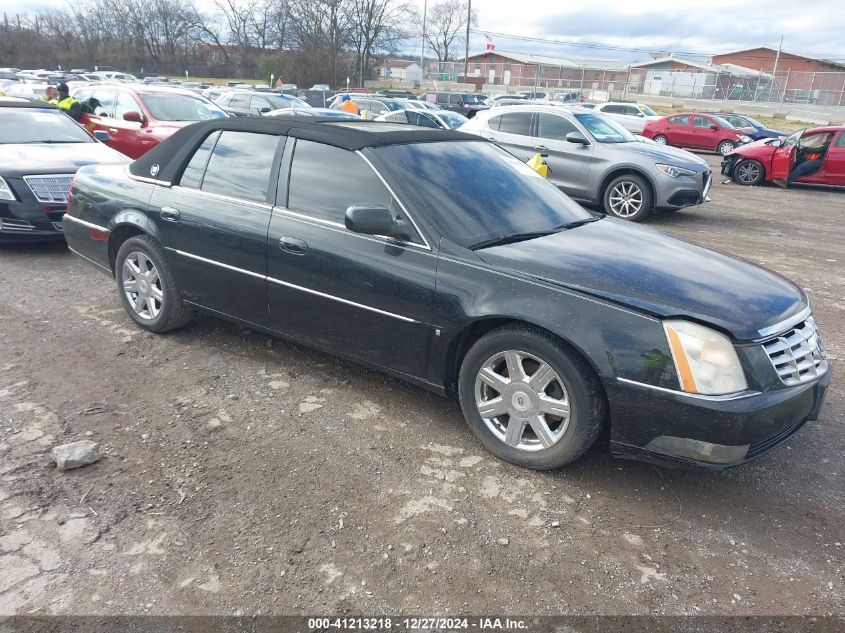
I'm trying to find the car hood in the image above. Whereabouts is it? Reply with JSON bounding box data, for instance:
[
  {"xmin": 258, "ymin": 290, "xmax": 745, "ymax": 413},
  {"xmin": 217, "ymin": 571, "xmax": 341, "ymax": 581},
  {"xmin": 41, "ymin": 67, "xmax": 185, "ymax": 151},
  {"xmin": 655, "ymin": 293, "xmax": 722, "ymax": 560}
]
[
  {"xmin": 607, "ymin": 141, "xmax": 709, "ymax": 169},
  {"xmin": 727, "ymin": 138, "xmax": 777, "ymax": 158},
  {"xmin": 475, "ymin": 219, "xmax": 806, "ymax": 341},
  {"xmin": 0, "ymin": 142, "xmax": 128, "ymax": 175}
]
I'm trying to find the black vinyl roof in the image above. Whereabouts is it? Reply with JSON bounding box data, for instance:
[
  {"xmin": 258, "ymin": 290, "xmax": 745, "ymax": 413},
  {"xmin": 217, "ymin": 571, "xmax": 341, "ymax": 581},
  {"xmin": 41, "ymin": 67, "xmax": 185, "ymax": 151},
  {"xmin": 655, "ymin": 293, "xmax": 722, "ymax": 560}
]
[{"xmin": 130, "ymin": 116, "xmax": 484, "ymax": 183}]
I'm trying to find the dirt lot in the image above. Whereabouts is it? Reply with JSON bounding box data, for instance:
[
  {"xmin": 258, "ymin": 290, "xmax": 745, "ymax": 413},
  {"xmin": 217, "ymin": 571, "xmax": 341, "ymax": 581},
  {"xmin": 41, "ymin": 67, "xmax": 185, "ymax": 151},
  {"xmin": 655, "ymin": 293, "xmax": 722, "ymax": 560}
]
[{"xmin": 0, "ymin": 154, "xmax": 843, "ymax": 618}]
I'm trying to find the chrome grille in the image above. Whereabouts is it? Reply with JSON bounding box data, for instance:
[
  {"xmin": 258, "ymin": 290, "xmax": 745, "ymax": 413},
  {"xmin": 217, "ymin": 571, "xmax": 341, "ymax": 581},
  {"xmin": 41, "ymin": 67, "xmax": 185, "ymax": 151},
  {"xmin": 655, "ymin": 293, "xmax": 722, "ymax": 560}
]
[
  {"xmin": 762, "ymin": 317, "xmax": 827, "ymax": 386},
  {"xmin": 0, "ymin": 218, "xmax": 34, "ymax": 231},
  {"xmin": 23, "ymin": 174, "xmax": 74, "ymax": 204}
]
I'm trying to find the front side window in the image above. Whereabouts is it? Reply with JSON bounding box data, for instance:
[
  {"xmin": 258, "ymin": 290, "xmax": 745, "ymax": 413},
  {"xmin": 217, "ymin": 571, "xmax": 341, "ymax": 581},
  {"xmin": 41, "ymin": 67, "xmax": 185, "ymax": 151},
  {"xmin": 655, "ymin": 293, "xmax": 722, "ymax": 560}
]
[
  {"xmin": 536, "ymin": 113, "xmax": 577, "ymax": 141},
  {"xmin": 693, "ymin": 115, "xmax": 711, "ymax": 128},
  {"xmin": 114, "ymin": 92, "xmax": 142, "ymax": 120},
  {"xmin": 375, "ymin": 141, "xmax": 591, "ymax": 249},
  {"xmin": 91, "ymin": 90, "xmax": 117, "ymax": 117},
  {"xmin": 498, "ymin": 112, "xmax": 533, "ymax": 136},
  {"xmin": 288, "ymin": 140, "xmax": 393, "ymax": 224},
  {"xmin": 573, "ymin": 112, "xmax": 634, "ymax": 143},
  {"xmin": 250, "ymin": 95, "xmax": 271, "ymax": 114},
  {"xmin": 201, "ymin": 131, "xmax": 279, "ymax": 203},
  {"xmin": 142, "ymin": 94, "xmax": 227, "ymax": 121}
]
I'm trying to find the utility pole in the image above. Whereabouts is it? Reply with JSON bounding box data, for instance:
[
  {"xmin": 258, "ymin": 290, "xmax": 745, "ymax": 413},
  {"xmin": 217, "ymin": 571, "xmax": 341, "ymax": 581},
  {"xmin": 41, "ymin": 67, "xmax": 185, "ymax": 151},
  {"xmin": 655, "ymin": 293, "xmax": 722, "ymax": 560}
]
[
  {"xmin": 771, "ymin": 35, "xmax": 783, "ymax": 100},
  {"xmin": 463, "ymin": 0, "xmax": 472, "ymax": 80},
  {"xmin": 419, "ymin": 0, "xmax": 427, "ymax": 79}
]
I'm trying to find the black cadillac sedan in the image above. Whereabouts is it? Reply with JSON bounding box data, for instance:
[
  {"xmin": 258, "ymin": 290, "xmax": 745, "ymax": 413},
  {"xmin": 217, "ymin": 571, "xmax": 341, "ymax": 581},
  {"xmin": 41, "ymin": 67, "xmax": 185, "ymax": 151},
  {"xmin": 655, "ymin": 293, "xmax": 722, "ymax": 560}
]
[
  {"xmin": 64, "ymin": 117, "xmax": 830, "ymax": 470},
  {"xmin": 0, "ymin": 99, "xmax": 127, "ymax": 242}
]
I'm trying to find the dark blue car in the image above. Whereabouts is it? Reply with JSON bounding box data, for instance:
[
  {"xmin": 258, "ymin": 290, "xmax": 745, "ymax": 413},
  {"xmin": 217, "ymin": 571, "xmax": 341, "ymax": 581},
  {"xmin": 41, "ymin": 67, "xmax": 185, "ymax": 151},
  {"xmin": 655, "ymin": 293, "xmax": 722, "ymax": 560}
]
[{"xmin": 715, "ymin": 112, "xmax": 788, "ymax": 141}]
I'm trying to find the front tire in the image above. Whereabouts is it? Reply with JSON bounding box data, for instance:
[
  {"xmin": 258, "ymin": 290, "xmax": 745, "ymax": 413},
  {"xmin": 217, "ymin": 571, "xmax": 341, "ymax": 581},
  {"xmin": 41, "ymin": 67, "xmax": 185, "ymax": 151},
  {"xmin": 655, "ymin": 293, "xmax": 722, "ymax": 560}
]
[
  {"xmin": 732, "ymin": 158, "xmax": 764, "ymax": 186},
  {"xmin": 115, "ymin": 235, "xmax": 193, "ymax": 332},
  {"xmin": 717, "ymin": 140, "xmax": 735, "ymax": 156},
  {"xmin": 457, "ymin": 326, "xmax": 605, "ymax": 470},
  {"xmin": 603, "ymin": 174, "xmax": 652, "ymax": 222}
]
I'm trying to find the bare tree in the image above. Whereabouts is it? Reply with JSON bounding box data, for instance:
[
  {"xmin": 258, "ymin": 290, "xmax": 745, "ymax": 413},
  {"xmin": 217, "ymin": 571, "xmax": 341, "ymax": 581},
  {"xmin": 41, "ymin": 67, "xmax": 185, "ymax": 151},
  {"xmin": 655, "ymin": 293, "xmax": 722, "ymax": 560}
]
[
  {"xmin": 350, "ymin": 0, "xmax": 409, "ymax": 83},
  {"xmin": 414, "ymin": 0, "xmax": 476, "ymax": 62}
]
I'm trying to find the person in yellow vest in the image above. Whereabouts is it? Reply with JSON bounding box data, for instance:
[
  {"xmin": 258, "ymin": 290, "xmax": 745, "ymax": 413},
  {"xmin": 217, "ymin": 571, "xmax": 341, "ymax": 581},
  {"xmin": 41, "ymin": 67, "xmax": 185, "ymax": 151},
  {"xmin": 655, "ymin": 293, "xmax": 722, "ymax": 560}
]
[
  {"xmin": 339, "ymin": 94, "xmax": 360, "ymax": 115},
  {"xmin": 40, "ymin": 85, "xmax": 59, "ymax": 103},
  {"xmin": 56, "ymin": 83, "xmax": 82, "ymax": 121}
]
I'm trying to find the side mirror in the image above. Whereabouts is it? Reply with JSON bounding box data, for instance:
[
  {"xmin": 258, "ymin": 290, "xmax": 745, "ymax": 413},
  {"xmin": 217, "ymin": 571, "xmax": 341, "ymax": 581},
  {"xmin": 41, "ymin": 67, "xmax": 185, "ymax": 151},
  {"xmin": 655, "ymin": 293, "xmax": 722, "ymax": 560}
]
[
  {"xmin": 345, "ymin": 205, "xmax": 408, "ymax": 239},
  {"xmin": 260, "ymin": 106, "xmax": 271, "ymax": 114},
  {"xmin": 565, "ymin": 131, "xmax": 590, "ymax": 145},
  {"xmin": 93, "ymin": 130, "xmax": 110, "ymax": 143},
  {"xmin": 637, "ymin": 112, "xmax": 645, "ymax": 117},
  {"xmin": 123, "ymin": 111, "xmax": 145, "ymax": 125},
  {"xmin": 710, "ymin": 124, "xmax": 719, "ymax": 130}
]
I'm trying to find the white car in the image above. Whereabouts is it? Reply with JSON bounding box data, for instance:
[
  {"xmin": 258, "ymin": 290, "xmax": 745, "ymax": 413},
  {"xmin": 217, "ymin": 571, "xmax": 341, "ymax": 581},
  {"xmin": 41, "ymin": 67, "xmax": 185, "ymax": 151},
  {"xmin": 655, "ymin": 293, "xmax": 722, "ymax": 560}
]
[
  {"xmin": 375, "ymin": 109, "xmax": 468, "ymax": 130},
  {"xmin": 592, "ymin": 102, "xmax": 662, "ymax": 134}
]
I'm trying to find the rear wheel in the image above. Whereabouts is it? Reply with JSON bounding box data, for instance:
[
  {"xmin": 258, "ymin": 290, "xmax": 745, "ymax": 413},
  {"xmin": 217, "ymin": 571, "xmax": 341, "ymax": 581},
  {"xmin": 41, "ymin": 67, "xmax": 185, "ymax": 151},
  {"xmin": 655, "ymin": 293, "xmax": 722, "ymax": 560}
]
[
  {"xmin": 457, "ymin": 326, "xmax": 605, "ymax": 470},
  {"xmin": 115, "ymin": 235, "xmax": 193, "ymax": 332},
  {"xmin": 733, "ymin": 158, "xmax": 764, "ymax": 186},
  {"xmin": 653, "ymin": 134, "xmax": 668, "ymax": 145},
  {"xmin": 717, "ymin": 140, "xmax": 735, "ymax": 156},
  {"xmin": 603, "ymin": 174, "xmax": 652, "ymax": 222}
]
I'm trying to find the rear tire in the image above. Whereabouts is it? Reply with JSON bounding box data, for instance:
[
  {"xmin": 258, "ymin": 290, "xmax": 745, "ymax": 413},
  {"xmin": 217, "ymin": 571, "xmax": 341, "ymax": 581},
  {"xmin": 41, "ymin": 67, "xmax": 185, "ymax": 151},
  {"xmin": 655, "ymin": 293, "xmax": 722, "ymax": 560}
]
[
  {"xmin": 653, "ymin": 134, "xmax": 668, "ymax": 145},
  {"xmin": 717, "ymin": 140, "xmax": 735, "ymax": 156},
  {"xmin": 115, "ymin": 235, "xmax": 193, "ymax": 333},
  {"xmin": 732, "ymin": 158, "xmax": 764, "ymax": 186},
  {"xmin": 603, "ymin": 173, "xmax": 652, "ymax": 222},
  {"xmin": 457, "ymin": 326, "xmax": 606, "ymax": 470}
]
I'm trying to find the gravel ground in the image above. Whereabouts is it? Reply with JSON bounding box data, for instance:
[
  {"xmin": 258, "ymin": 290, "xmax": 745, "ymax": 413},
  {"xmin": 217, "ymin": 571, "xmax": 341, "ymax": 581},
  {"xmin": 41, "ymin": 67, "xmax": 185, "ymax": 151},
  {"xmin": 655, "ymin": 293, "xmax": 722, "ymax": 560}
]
[{"xmin": 0, "ymin": 153, "xmax": 843, "ymax": 617}]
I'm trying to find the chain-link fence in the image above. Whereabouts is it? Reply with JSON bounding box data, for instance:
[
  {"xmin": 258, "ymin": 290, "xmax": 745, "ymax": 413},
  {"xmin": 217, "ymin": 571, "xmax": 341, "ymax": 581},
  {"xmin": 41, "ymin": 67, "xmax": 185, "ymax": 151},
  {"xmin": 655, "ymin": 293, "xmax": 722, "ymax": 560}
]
[{"xmin": 421, "ymin": 61, "xmax": 845, "ymax": 110}]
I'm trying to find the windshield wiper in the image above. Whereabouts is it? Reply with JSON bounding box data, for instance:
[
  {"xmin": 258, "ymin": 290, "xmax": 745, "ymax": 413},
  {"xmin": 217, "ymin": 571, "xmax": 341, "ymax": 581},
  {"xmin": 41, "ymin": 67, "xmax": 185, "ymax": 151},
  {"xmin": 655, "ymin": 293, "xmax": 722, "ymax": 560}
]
[
  {"xmin": 469, "ymin": 217, "xmax": 601, "ymax": 250},
  {"xmin": 556, "ymin": 216, "xmax": 601, "ymax": 230}
]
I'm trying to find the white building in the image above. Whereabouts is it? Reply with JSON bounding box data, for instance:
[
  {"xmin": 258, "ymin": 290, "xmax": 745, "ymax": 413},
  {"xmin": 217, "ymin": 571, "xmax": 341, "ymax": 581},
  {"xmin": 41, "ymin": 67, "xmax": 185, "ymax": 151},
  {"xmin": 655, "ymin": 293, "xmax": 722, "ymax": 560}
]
[{"xmin": 379, "ymin": 60, "xmax": 423, "ymax": 84}]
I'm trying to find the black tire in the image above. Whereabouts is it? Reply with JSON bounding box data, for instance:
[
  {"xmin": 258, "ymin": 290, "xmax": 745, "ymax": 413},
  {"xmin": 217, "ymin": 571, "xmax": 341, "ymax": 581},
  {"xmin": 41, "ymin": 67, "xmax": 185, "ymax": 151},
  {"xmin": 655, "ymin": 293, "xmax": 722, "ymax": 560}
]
[
  {"xmin": 115, "ymin": 234, "xmax": 193, "ymax": 333},
  {"xmin": 717, "ymin": 139, "xmax": 735, "ymax": 156},
  {"xmin": 457, "ymin": 325, "xmax": 606, "ymax": 470},
  {"xmin": 732, "ymin": 158, "xmax": 765, "ymax": 186},
  {"xmin": 602, "ymin": 173, "xmax": 653, "ymax": 222},
  {"xmin": 653, "ymin": 134, "xmax": 668, "ymax": 145}
]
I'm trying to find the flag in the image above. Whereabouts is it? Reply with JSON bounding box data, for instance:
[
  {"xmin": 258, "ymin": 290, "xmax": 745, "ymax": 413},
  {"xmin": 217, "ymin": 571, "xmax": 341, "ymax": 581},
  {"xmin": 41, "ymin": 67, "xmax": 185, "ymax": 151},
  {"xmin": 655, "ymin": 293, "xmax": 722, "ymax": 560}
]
[{"xmin": 486, "ymin": 36, "xmax": 495, "ymax": 51}]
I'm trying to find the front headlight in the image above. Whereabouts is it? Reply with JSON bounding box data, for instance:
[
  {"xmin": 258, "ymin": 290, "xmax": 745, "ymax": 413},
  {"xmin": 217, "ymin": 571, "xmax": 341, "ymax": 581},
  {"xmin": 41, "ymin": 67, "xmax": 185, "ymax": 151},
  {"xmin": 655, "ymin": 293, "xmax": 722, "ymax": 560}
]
[
  {"xmin": 737, "ymin": 134, "xmax": 752, "ymax": 143},
  {"xmin": 655, "ymin": 163, "xmax": 696, "ymax": 178},
  {"xmin": 0, "ymin": 176, "xmax": 15, "ymax": 201},
  {"xmin": 663, "ymin": 320, "xmax": 747, "ymax": 395}
]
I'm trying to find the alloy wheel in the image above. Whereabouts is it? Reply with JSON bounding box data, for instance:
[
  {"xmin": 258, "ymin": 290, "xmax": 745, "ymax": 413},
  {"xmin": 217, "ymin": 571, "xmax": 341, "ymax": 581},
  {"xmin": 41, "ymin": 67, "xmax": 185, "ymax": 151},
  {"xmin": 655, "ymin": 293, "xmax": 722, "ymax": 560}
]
[
  {"xmin": 608, "ymin": 181, "xmax": 644, "ymax": 218},
  {"xmin": 736, "ymin": 161, "xmax": 761, "ymax": 184},
  {"xmin": 653, "ymin": 135, "xmax": 668, "ymax": 145},
  {"xmin": 718, "ymin": 141, "xmax": 735, "ymax": 156},
  {"xmin": 474, "ymin": 350, "xmax": 571, "ymax": 452},
  {"xmin": 122, "ymin": 251, "xmax": 163, "ymax": 320}
]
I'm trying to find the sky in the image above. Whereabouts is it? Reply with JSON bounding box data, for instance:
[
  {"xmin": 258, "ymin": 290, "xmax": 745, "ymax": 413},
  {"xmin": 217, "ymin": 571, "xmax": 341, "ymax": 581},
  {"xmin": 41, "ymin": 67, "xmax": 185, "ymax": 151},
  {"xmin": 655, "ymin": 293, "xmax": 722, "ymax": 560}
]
[{"xmin": 4, "ymin": 0, "xmax": 845, "ymax": 63}]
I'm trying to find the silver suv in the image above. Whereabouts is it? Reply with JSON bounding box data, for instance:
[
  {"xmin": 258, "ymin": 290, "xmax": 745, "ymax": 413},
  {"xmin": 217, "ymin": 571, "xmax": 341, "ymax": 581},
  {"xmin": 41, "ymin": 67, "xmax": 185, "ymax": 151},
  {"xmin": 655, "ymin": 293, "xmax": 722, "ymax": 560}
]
[{"xmin": 461, "ymin": 105, "xmax": 712, "ymax": 221}]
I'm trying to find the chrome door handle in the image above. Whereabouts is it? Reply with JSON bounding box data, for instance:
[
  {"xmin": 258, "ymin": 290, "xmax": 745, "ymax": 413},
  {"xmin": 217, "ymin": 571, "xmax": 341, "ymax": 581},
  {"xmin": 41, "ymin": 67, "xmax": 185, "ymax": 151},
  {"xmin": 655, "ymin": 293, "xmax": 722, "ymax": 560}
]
[
  {"xmin": 484, "ymin": 136, "xmax": 497, "ymax": 141},
  {"xmin": 108, "ymin": 128, "xmax": 118, "ymax": 134},
  {"xmin": 533, "ymin": 145, "xmax": 549, "ymax": 152},
  {"xmin": 160, "ymin": 206, "xmax": 180, "ymax": 222},
  {"xmin": 279, "ymin": 235, "xmax": 308, "ymax": 255}
]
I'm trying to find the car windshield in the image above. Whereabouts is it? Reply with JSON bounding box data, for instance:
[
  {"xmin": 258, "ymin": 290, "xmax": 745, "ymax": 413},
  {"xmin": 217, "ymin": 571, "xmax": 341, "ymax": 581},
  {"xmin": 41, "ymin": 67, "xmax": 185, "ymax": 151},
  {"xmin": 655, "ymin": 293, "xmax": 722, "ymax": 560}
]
[
  {"xmin": 141, "ymin": 94, "xmax": 227, "ymax": 121},
  {"xmin": 737, "ymin": 115, "xmax": 763, "ymax": 128},
  {"xmin": 0, "ymin": 109, "xmax": 93, "ymax": 144},
  {"xmin": 574, "ymin": 112, "xmax": 635, "ymax": 143},
  {"xmin": 437, "ymin": 112, "xmax": 468, "ymax": 129},
  {"xmin": 374, "ymin": 141, "xmax": 592, "ymax": 249},
  {"xmin": 638, "ymin": 105, "xmax": 658, "ymax": 116},
  {"xmin": 265, "ymin": 94, "xmax": 310, "ymax": 109}
]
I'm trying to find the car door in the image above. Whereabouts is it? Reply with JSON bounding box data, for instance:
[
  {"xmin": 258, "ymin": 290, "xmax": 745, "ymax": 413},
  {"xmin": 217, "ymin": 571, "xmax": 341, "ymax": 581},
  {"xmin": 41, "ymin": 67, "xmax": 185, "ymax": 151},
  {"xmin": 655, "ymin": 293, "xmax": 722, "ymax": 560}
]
[
  {"xmin": 770, "ymin": 130, "xmax": 802, "ymax": 180},
  {"xmin": 533, "ymin": 112, "xmax": 592, "ymax": 198},
  {"xmin": 692, "ymin": 115, "xmax": 718, "ymax": 150},
  {"xmin": 109, "ymin": 90, "xmax": 147, "ymax": 157},
  {"xmin": 486, "ymin": 111, "xmax": 535, "ymax": 162},
  {"xmin": 266, "ymin": 138, "xmax": 437, "ymax": 377},
  {"xmin": 822, "ymin": 131, "xmax": 845, "ymax": 185},
  {"xmin": 664, "ymin": 114, "xmax": 691, "ymax": 147},
  {"xmin": 150, "ymin": 129, "xmax": 283, "ymax": 325}
]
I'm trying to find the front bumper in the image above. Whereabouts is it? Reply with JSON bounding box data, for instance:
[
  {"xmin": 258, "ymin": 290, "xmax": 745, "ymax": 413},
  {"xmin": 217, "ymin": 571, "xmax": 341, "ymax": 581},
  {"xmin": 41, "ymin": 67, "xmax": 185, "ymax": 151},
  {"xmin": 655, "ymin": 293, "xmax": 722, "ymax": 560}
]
[
  {"xmin": 0, "ymin": 201, "xmax": 65, "ymax": 242},
  {"xmin": 721, "ymin": 156, "xmax": 737, "ymax": 177},
  {"xmin": 607, "ymin": 369, "xmax": 830, "ymax": 470},
  {"xmin": 654, "ymin": 169, "xmax": 712, "ymax": 210}
]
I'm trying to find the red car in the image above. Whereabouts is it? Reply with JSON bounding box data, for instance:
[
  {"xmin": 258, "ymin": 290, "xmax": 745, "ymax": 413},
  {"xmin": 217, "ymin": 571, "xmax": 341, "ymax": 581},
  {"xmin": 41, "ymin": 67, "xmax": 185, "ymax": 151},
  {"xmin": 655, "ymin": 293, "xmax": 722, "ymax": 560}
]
[
  {"xmin": 642, "ymin": 113, "xmax": 754, "ymax": 156},
  {"xmin": 722, "ymin": 126, "xmax": 845, "ymax": 187},
  {"xmin": 72, "ymin": 83, "xmax": 228, "ymax": 159}
]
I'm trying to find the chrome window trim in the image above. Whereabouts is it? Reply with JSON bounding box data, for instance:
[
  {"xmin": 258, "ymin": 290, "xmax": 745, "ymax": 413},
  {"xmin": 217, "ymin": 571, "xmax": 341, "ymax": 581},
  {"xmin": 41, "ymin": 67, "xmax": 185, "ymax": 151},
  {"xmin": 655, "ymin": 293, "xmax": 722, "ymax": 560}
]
[
  {"xmin": 272, "ymin": 206, "xmax": 433, "ymax": 254},
  {"xmin": 125, "ymin": 166, "xmax": 172, "ymax": 188},
  {"xmin": 169, "ymin": 248, "xmax": 424, "ymax": 325},
  {"xmin": 755, "ymin": 306, "xmax": 812, "ymax": 340},
  {"xmin": 355, "ymin": 150, "xmax": 432, "ymax": 251},
  {"xmin": 62, "ymin": 214, "xmax": 111, "ymax": 233},
  {"xmin": 616, "ymin": 377, "xmax": 759, "ymax": 401},
  {"xmin": 170, "ymin": 185, "xmax": 273, "ymax": 211}
]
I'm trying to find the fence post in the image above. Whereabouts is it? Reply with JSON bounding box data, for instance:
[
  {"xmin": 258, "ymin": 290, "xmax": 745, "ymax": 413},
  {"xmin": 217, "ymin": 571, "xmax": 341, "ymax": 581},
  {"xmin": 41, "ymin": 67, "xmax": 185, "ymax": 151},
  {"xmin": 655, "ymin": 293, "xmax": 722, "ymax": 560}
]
[{"xmin": 777, "ymin": 68, "xmax": 790, "ymax": 115}]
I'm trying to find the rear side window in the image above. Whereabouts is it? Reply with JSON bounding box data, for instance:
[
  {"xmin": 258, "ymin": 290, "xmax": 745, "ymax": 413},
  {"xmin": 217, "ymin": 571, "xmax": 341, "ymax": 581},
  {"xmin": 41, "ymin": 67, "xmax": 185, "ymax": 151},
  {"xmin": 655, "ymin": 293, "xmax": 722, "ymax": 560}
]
[
  {"xmin": 498, "ymin": 112, "xmax": 533, "ymax": 136},
  {"xmin": 436, "ymin": 93, "xmax": 448, "ymax": 104},
  {"xmin": 668, "ymin": 115, "xmax": 690, "ymax": 125},
  {"xmin": 179, "ymin": 131, "xmax": 220, "ymax": 189},
  {"xmin": 201, "ymin": 131, "xmax": 279, "ymax": 203},
  {"xmin": 287, "ymin": 140, "xmax": 393, "ymax": 224},
  {"xmin": 487, "ymin": 115, "xmax": 502, "ymax": 131},
  {"xmin": 536, "ymin": 113, "xmax": 577, "ymax": 141},
  {"xmin": 602, "ymin": 105, "xmax": 623, "ymax": 114},
  {"xmin": 624, "ymin": 106, "xmax": 640, "ymax": 116}
]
